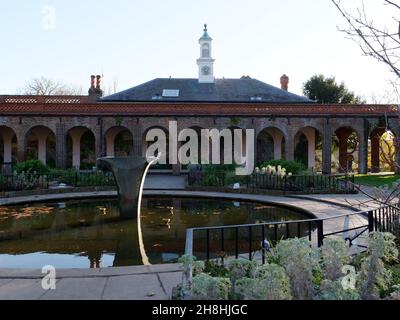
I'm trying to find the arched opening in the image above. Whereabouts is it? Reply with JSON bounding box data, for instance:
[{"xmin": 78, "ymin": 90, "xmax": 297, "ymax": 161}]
[
  {"xmin": 294, "ymin": 127, "xmax": 323, "ymax": 171},
  {"xmin": 369, "ymin": 127, "xmax": 397, "ymax": 173},
  {"xmin": 25, "ymin": 126, "xmax": 56, "ymax": 167},
  {"xmin": 66, "ymin": 127, "xmax": 96, "ymax": 170},
  {"xmin": 256, "ymin": 127, "xmax": 285, "ymax": 165},
  {"xmin": 142, "ymin": 126, "xmax": 171, "ymax": 169},
  {"xmin": 0, "ymin": 126, "xmax": 17, "ymax": 173},
  {"xmin": 202, "ymin": 43, "xmax": 210, "ymax": 57},
  {"xmin": 104, "ymin": 126, "xmax": 133, "ymax": 157},
  {"xmin": 332, "ymin": 127, "xmax": 359, "ymax": 173}
]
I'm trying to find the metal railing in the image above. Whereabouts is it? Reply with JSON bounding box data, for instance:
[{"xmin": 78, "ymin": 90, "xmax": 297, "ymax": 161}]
[
  {"xmin": 0, "ymin": 171, "xmax": 115, "ymax": 194},
  {"xmin": 188, "ymin": 171, "xmax": 356, "ymax": 194},
  {"xmin": 185, "ymin": 204, "xmax": 400, "ymax": 264}
]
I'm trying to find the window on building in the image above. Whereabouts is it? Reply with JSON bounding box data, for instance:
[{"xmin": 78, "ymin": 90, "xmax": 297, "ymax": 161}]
[
  {"xmin": 202, "ymin": 44, "xmax": 210, "ymax": 58},
  {"xmin": 162, "ymin": 89, "xmax": 180, "ymax": 97}
]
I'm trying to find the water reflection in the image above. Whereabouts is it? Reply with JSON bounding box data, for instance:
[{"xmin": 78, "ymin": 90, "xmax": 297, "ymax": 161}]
[{"xmin": 0, "ymin": 197, "xmax": 310, "ymax": 268}]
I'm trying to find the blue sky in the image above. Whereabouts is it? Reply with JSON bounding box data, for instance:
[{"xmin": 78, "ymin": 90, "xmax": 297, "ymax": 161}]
[{"xmin": 0, "ymin": 0, "xmax": 396, "ymax": 101}]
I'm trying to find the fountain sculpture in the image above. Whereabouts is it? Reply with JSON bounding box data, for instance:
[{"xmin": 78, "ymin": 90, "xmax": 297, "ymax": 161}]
[{"xmin": 97, "ymin": 156, "xmax": 158, "ymax": 219}]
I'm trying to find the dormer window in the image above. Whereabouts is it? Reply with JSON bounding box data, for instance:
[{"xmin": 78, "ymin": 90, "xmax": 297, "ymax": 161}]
[
  {"xmin": 162, "ymin": 89, "xmax": 180, "ymax": 97},
  {"xmin": 202, "ymin": 44, "xmax": 210, "ymax": 58}
]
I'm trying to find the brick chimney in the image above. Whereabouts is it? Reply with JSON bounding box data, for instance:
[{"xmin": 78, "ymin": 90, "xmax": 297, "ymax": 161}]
[
  {"xmin": 88, "ymin": 74, "xmax": 103, "ymax": 101},
  {"xmin": 280, "ymin": 74, "xmax": 289, "ymax": 91},
  {"xmin": 96, "ymin": 75, "xmax": 102, "ymax": 89}
]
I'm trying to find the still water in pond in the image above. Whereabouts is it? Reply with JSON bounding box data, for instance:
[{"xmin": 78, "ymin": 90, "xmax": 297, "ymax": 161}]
[{"xmin": 0, "ymin": 197, "xmax": 311, "ymax": 268}]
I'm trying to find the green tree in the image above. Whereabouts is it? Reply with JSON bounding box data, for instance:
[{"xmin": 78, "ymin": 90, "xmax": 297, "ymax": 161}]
[{"xmin": 303, "ymin": 74, "xmax": 364, "ymax": 104}]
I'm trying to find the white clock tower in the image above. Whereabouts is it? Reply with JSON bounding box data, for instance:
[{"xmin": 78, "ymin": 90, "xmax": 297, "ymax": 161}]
[{"xmin": 197, "ymin": 24, "xmax": 215, "ymax": 83}]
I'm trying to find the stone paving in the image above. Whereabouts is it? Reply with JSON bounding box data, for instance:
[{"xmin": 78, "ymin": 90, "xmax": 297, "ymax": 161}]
[
  {"xmin": 0, "ymin": 264, "xmax": 183, "ymax": 300},
  {"xmin": 144, "ymin": 174, "xmax": 187, "ymax": 190},
  {"xmin": 0, "ymin": 187, "xmax": 377, "ymax": 300}
]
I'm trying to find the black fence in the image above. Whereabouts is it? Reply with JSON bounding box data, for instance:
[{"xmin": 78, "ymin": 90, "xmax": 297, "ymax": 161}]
[
  {"xmin": 188, "ymin": 170, "xmax": 355, "ymax": 194},
  {"xmin": 185, "ymin": 204, "xmax": 400, "ymax": 265},
  {"xmin": 0, "ymin": 171, "xmax": 115, "ymax": 193}
]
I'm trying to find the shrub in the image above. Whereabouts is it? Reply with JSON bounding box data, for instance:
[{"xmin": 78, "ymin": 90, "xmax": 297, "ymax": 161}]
[
  {"xmin": 174, "ymin": 232, "xmax": 400, "ymax": 301},
  {"xmin": 191, "ymin": 274, "xmax": 231, "ymax": 300},
  {"xmin": 14, "ymin": 160, "xmax": 50, "ymax": 174},
  {"xmin": 320, "ymin": 238, "xmax": 350, "ymax": 281},
  {"xmin": 273, "ymin": 237, "xmax": 319, "ymax": 299},
  {"xmin": 194, "ymin": 164, "xmax": 239, "ymax": 187},
  {"xmin": 236, "ymin": 264, "xmax": 292, "ymax": 300},
  {"xmin": 258, "ymin": 160, "xmax": 306, "ymax": 175},
  {"xmin": 357, "ymin": 232, "xmax": 398, "ymax": 300},
  {"xmin": 318, "ymin": 279, "xmax": 360, "ymax": 300}
]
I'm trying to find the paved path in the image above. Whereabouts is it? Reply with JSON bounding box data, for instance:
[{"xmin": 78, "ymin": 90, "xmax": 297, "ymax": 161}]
[
  {"xmin": 0, "ymin": 189, "xmax": 377, "ymax": 300},
  {"xmin": 0, "ymin": 264, "xmax": 182, "ymax": 300},
  {"xmin": 144, "ymin": 174, "xmax": 186, "ymax": 190}
]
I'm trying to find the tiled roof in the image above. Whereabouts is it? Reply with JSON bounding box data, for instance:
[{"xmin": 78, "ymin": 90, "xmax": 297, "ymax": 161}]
[{"xmin": 101, "ymin": 78, "xmax": 314, "ymax": 103}]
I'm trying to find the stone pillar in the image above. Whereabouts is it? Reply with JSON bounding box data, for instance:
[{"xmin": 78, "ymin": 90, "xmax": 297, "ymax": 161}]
[
  {"xmin": 25, "ymin": 127, "xmax": 53, "ymax": 165},
  {"xmin": 322, "ymin": 121, "xmax": 332, "ymax": 174},
  {"xmin": 389, "ymin": 120, "xmax": 400, "ymax": 174},
  {"xmin": 132, "ymin": 124, "xmax": 142, "ymax": 157},
  {"xmin": 285, "ymin": 134, "xmax": 294, "ymax": 161},
  {"xmin": 2, "ymin": 132, "xmax": 14, "ymax": 164},
  {"xmin": 95, "ymin": 119, "xmax": 104, "ymax": 159},
  {"xmin": 56, "ymin": 124, "xmax": 66, "ymax": 169},
  {"xmin": 72, "ymin": 135, "xmax": 81, "ymax": 169},
  {"xmin": 272, "ymin": 131, "xmax": 283, "ymax": 160},
  {"xmin": 69, "ymin": 128, "xmax": 86, "ymax": 169},
  {"xmin": 106, "ymin": 133, "xmax": 116, "ymax": 157},
  {"xmin": 337, "ymin": 131, "xmax": 350, "ymax": 172},
  {"xmin": 370, "ymin": 127, "xmax": 385, "ymax": 173},
  {"xmin": 358, "ymin": 135, "xmax": 368, "ymax": 174},
  {"xmin": 16, "ymin": 132, "xmax": 25, "ymax": 163},
  {"xmin": 396, "ymin": 136, "xmax": 400, "ymax": 175},
  {"xmin": 371, "ymin": 133, "xmax": 380, "ymax": 173},
  {"xmin": 302, "ymin": 127, "xmax": 316, "ymax": 169},
  {"xmin": 371, "ymin": 134, "xmax": 381, "ymax": 172},
  {"xmin": 358, "ymin": 122, "xmax": 369, "ymax": 174},
  {"xmin": 37, "ymin": 136, "xmax": 47, "ymax": 164}
]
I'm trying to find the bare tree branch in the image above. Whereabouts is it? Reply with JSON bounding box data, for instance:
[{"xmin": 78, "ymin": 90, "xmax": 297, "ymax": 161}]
[
  {"xmin": 332, "ymin": 0, "xmax": 400, "ymax": 79},
  {"xmin": 22, "ymin": 77, "xmax": 82, "ymax": 95}
]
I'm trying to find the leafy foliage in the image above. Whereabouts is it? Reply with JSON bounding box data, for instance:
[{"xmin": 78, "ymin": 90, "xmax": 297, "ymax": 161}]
[
  {"xmin": 235, "ymin": 264, "xmax": 292, "ymax": 300},
  {"xmin": 258, "ymin": 160, "xmax": 306, "ymax": 175},
  {"xmin": 273, "ymin": 237, "xmax": 319, "ymax": 299},
  {"xmin": 357, "ymin": 232, "xmax": 398, "ymax": 299},
  {"xmin": 191, "ymin": 274, "xmax": 232, "ymax": 300},
  {"xmin": 320, "ymin": 238, "xmax": 350, "ymax": 281},
  {"xmin": 318, "ymin": 279, "xmax": 360, "ymax": 300},
  {"xmin": 175, "ymin": 232, "xmax": 400, "ymax": 300},
  {"xmin": 15, "ymin": 160, "xmax": 50, "ymax": 174},
  {"xmin": 302, "ymin": 74, "xmax": 364, "ymax": 104}
]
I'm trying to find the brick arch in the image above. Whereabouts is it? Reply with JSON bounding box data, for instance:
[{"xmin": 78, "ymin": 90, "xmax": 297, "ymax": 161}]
[
  {"xmin": 331, "ymin": 124, "xmax": 363, "ymax": 141},
  {"xmin": 66, "ymin": 126, "xmax": 96, "ymax": 169},
  {"xmin": 104, "ymin": 126, "xmax": 134, "ymax": 157},
  {"xmin": 255, "ymin": 122, "xmax": 289, "ymax": 139},
  {"xmin": 256, "ymin": 126, "xmax": 287, "ymax": 164},
  {"xmin": 332, "ymin": 126, "xmax": 360, "ymax": 173},
  {"xmin": 369, "ymin": 126, "xmax": 397, "ymax": 173},
  {"xmin": 64, "ymin": 123, "xmax": 98, "ymax": 135},
  {"xmin": 293, "ymin": 126, "xmax": 323, "ymax": 170},
  {"xmin": 24, "ymin": 125, "xmax": 56, "ymax": 166}
]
